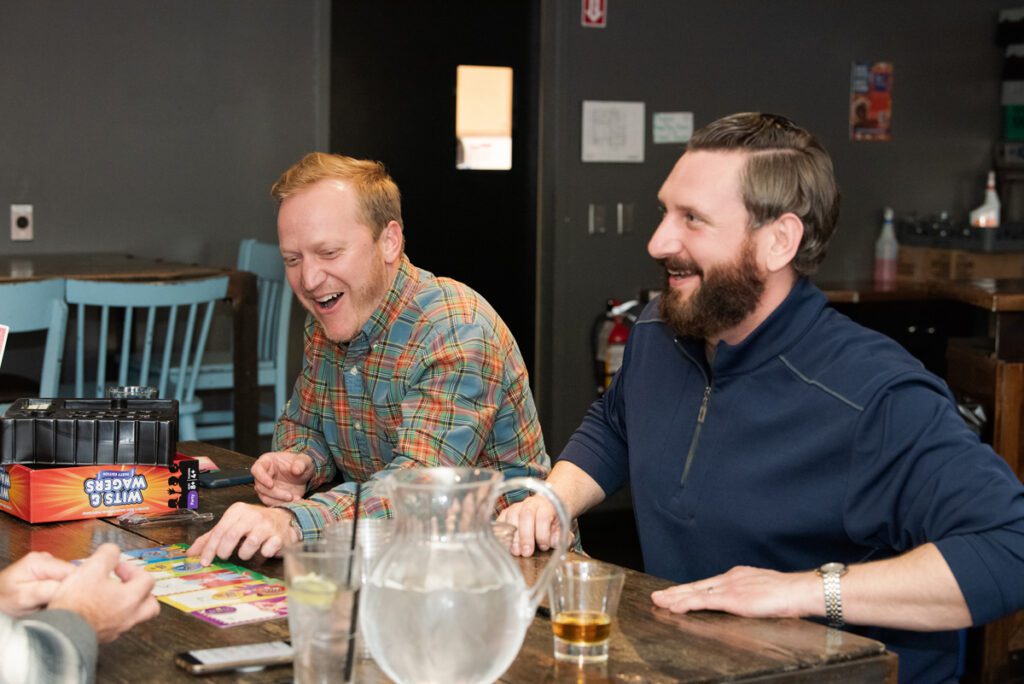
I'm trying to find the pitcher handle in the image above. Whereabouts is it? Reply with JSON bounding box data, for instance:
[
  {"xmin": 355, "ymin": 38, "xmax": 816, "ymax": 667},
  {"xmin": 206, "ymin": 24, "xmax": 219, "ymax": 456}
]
[{"xmin": 495, "ymin": 476, "xmax": 571, "ymax": 613}]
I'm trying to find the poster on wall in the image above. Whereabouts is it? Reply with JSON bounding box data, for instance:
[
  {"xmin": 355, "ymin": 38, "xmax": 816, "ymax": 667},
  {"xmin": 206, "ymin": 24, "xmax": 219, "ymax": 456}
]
[{"xmin": 850, "ymin": 61, "xmax": 893, "ymax": 141}]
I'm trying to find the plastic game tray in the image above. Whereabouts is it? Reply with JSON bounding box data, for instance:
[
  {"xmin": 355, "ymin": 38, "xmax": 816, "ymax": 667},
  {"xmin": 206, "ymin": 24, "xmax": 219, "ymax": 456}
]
[{"xmin": 1, "ymin": 398, "xmax": 178, "ymax": 467}]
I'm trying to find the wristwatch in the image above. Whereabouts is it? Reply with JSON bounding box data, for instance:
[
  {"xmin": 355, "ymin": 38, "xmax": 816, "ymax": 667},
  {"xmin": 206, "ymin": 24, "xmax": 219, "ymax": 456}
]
[{"xmin": 816, "ymin": 562, "xmax": 848, "ymax": 628}]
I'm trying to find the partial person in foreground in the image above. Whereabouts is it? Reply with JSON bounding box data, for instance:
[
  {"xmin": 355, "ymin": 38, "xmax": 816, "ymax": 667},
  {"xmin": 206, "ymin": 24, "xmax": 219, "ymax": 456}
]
[
  {"xmin": 0, "ymin": 543, "xmax": 159, "ymax": 684},
  {"xmin": 499, "ymin": 112, "xmax": 1024, "ymax": 682},
  {"xmin": 190, "ymin": 152, "xmax": 548, "ymax": 566}
]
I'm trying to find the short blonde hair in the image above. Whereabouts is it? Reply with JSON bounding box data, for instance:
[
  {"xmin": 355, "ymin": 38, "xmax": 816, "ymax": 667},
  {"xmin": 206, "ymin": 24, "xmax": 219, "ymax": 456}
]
[{"xmin": 271, "ymin": 152, "xmax": 403, "ymax": 239}]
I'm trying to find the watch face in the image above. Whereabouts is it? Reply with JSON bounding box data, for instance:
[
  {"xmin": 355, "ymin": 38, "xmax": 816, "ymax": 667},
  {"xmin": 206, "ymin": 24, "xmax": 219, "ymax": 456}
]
[{"xmin": 819, "ymin": 562, "xmax": 847, "ymax": 575}]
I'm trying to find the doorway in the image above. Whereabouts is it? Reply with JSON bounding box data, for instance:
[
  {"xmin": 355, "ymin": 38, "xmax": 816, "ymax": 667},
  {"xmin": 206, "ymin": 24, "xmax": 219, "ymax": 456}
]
[{"xmin": 330, "ymin": 1, "xmax": 539, "ymax": 374}]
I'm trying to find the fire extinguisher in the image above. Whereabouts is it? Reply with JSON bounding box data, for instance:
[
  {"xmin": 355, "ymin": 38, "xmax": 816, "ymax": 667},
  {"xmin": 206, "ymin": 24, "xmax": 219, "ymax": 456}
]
[{"xmin": 592, "ymin": 299, "xmax": 640, "ymax": 396}]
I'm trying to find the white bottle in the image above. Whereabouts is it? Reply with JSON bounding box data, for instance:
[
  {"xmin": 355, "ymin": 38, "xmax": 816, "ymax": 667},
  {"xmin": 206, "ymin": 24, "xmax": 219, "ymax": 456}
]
[
  {"xmin": 873, "ymin": 207, "xmax": 899, "ymax": 285},
  {"xmin": 969, "ymin": 171, "xmax": 1001, "ymax": 228}
]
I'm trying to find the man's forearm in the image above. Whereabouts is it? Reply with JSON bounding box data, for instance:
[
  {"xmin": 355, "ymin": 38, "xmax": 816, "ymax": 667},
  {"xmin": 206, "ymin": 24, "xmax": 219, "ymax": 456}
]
[
  {"xmin": 547, "ymin": 460, "xmax": 607, "ymax": 520},
  {"xmin": 816, "ymin": 543, "xmax": 971, "ymax": 631}
]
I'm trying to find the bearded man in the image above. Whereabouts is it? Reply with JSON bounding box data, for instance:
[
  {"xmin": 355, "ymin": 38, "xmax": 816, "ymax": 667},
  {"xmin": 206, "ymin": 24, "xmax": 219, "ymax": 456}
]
[{"xmin": 500, "ymin": 112, "xmax": 1024, "ymax": 682}]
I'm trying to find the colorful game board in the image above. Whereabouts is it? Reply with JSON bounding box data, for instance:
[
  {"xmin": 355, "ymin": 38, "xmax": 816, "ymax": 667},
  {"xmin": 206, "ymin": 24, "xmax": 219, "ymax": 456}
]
[{"xmin": 118, "ymin": 544, "xmax": 288, "ymax": 627}]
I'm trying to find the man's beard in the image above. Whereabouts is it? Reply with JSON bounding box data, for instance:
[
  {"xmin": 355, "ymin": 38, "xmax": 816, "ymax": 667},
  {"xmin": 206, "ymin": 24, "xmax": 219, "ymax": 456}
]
[{"xmin": 658, "ymin": 237, "xmax": 765, "ymax": 340}]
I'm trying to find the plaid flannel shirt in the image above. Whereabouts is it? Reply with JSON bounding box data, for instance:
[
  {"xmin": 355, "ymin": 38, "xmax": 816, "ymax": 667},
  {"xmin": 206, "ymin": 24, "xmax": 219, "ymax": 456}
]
[{"xmin": 276, "ymin": 256, "xmax": 549, "ymax": 538}]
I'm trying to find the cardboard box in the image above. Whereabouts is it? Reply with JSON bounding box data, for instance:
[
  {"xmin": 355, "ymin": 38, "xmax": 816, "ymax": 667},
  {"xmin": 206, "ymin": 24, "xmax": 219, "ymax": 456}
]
[
  {"xmin": 897, "ymin": 246, "xmax": 951, "ymax": 281},
  {"xmin": 898, "ymin": 245, "xmax": 1024, "ymax": 281},
  {"xmin": 950, "ymin": 250, "xmax": 1024, "ymax": 279},
  {"xmin": 0, "ymin": 457, "xmax": 198, "ymax": 524}
]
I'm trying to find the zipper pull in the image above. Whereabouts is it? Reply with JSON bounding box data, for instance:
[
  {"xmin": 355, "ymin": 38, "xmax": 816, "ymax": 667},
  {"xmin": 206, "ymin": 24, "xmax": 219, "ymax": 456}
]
[{"xmin": 697, "ymin": 386, "xmax": 711, "ymax": 423}]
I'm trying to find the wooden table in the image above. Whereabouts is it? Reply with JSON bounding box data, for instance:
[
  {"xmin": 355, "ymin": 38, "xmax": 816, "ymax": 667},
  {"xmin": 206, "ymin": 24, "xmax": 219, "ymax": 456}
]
[
  {"xmin": 0, "ymin": 442, "xmax": 897, "ymax": 683},
  {"xmin": 819, "ymin": 278, "xmax": 1024, "ymax": 684},
  {"xmin": 0, "ymin": 253, "xmax": 259, "ymax": 456}
]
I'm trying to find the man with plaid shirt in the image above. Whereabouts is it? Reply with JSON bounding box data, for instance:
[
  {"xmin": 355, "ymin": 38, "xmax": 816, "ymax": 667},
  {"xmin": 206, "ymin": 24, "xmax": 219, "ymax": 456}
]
[{"xmin": 191, "ymin": 153, "xmax": 548, "ymax": 565}]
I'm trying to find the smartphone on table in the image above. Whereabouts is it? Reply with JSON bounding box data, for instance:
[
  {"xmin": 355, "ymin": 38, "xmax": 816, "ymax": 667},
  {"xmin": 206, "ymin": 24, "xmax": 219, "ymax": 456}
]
[
  {"xmin": 174, "ymin": 640, "xmax": 293, "ymax": 674},
  {"xmin": 197, "ymin": 468, "xmax": 255, "ymax": 488}
]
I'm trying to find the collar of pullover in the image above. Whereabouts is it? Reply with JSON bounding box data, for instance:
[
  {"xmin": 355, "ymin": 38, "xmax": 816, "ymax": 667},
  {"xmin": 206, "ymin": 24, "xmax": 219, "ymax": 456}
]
[{"xmin": 676, "ymin": 277, "xmax": 827, "ymax": 378}]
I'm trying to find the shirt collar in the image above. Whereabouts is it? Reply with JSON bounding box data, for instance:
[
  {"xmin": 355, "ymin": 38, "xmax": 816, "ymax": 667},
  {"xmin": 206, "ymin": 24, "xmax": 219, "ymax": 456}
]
[{"xmin": 709, "ymin": 277, "xmax": 826, "ymax": 375}]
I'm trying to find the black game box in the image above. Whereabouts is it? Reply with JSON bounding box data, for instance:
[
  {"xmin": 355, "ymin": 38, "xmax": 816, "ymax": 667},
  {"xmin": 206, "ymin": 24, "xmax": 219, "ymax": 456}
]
[{"xmin": 1, "ymin": 398, "xmax": 178, "ymax": 467}]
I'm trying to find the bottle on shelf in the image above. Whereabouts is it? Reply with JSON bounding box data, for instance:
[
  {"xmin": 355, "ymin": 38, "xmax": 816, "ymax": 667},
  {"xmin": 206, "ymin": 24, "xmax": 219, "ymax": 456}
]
[
  {"xmin": 969, "ymin": 171, "xmax": 1001, "ymax": 228},
  {"xmin": 873, "ymin": 207, "xmax": 899, "ymax": 286}
]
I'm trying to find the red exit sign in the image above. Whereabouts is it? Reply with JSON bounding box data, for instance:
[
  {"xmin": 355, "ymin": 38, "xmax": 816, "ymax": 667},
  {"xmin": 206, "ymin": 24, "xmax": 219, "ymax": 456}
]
[{"xmin": 582, "ymin": 0, "xmax": 607, "ymax": 28}]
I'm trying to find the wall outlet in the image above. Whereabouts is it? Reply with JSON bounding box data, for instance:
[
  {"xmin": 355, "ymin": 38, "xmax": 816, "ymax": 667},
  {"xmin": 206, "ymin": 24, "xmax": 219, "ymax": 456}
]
[{"xmin": 10, "ymin": 204, "xmax": 33, "ymax": 241}]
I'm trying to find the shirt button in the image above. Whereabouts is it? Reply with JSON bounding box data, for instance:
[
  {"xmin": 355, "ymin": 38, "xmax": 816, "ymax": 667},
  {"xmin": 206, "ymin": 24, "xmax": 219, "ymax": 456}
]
[
  {"xmin": 349, "ymin": 367, "xmax": 358, "ymax": 376},
  {"xmin": 354, "ymin": 421, "xmax": 363, "ymax": 430}
]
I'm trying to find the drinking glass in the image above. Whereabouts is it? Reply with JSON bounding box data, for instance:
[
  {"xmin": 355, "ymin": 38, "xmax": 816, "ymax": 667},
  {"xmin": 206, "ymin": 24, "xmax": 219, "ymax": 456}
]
[
  {"xmin": 325, "ymin": 518, "xmax": 394, "ymax": 661},
  {"xmin": 547, "ymin": 559, "xmax": 625, "ymax": 663},
  {"xmin": 107, "ymin": 385, "xmax": 158, "ymax": 410},
  {"xmin": 283, "ymin": 539, "xmax": 361, "ymax": 684},
  {"xmin": 106, "ymin": 385, "xmax": 158, "ymax": 399}
]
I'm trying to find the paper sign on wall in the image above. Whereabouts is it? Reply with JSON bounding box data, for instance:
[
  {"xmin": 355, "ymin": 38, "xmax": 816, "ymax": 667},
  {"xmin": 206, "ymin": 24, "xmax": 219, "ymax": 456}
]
[
  {"xmin": 581, "ymin": 100, "xmax": 645, "ymax": 163},
  {"xmin": 653, "ymin": 112, "xmax": 693, "ymax": 144}
]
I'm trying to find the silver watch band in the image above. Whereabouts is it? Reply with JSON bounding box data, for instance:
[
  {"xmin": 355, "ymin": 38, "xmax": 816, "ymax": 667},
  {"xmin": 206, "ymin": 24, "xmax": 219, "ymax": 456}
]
[{"xmin": 822, "ymin": 570, "xmax": 844, "ymax": 628}]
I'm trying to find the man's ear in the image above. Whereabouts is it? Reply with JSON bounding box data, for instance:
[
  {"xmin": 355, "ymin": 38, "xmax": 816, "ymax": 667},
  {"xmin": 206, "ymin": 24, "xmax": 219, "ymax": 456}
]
[
  {"xmin": 379, "ymin": 220, "xmax": 404, "ymax": 263},
  {"xmin": 763, "ymin": 213, "xmax": 804, "ymax": 273}
]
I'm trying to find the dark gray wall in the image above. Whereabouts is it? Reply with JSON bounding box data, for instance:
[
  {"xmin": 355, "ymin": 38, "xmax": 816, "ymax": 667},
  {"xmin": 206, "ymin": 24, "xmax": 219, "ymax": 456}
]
[
  {"xmin": 1, "ymin": 0, "xmax": 329, "ymax": 268},
  {"xmin": 536, "ymin": 1, "xmax": 1008, "ymax": 453},
  {"xmin": 1, "ymin": 1, "xmax": 1011, "ymax": 459}
]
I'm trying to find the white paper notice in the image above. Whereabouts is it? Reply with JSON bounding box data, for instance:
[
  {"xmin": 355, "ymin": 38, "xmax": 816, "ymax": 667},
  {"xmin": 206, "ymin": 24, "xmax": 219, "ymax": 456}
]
[
  {"xmin": 653, "ymin": 112, "xmax": 693, "ymax": 144},
  {"xmin": 581, "ymin": 100, "xmax": 645, "ymax": 163}
]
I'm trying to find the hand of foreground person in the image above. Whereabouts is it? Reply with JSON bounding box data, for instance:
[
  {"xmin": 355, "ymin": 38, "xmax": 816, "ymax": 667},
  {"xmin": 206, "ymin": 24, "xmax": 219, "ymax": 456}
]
[
  {"xmin": 0, "ymin": 551, "xmax": 76, "ymax": 617},
  {"xmin": 47, "ymin": 543, "xmax": 160, "ymax": 642}
]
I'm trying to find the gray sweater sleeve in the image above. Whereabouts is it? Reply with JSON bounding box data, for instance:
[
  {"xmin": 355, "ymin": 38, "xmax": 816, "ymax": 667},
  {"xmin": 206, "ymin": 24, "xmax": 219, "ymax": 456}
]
[{"xmin": 0, "ymin": 609, "xmax": 97, "ymax": 684}]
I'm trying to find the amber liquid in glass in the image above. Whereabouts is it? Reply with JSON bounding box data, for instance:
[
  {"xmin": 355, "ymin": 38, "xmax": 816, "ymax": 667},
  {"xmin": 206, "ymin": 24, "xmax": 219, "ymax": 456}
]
[{"xmin": 551, "ymin": 610, "xmax": 612, "ymax": 644}]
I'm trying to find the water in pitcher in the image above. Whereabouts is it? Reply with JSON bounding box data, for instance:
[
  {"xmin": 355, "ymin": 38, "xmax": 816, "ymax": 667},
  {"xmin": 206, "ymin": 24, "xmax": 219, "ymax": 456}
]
[
  {"xmin": 359, "ymin": 468, "xmax": 571, "ymax": 684},
  {"xmin": 361, "ymin": 579, "xmax": 529, "ymax": 684}
]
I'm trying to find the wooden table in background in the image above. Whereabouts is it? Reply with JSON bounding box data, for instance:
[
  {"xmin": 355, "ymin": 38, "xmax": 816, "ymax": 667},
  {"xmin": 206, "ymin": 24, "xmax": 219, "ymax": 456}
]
[
  {"xmin": 0, "ymin": 253, "xmax": 259, "ymax": 456},
  {"xmin": 0, "ymin": 442, "xmax": 897, "ymax": 683}
]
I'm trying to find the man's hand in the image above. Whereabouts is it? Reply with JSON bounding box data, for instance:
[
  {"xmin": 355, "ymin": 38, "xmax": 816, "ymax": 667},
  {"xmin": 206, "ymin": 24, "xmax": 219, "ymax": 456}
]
[
  {"xmin": 252, "ymin": 451, "xmax": 314, "ymax": 506},
  {"xmin": 0, "ymin": 551, "xmax": 76, "ymax": 617},
  {"xmin": 498, "ymin": 495, "xmax": 564, "ymax": 558},
  {"xmin": 188, "ymin": 503, "xmax": 300, "ymax": 567},
  {"xmin": 47, "ymin": 543, "xmax": 160, "ymax": 643},
  {"xmin": 650, "ymin": 565, "xmax": 817, "ymax": 619},
  {"xmin": 497, "ymin": 460, "xmax": 604, "ymax": 557}
]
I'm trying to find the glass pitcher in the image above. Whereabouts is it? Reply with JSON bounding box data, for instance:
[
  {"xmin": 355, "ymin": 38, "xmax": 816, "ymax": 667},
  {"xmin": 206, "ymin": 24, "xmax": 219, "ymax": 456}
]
[{"xmin": 360, "ymin": 467, "xmax": 570, "ymax": 684}]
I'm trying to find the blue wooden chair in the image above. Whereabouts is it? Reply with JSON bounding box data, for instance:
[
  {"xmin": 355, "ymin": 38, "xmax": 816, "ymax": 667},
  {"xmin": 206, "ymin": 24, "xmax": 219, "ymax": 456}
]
[
  {"xmin": 64, "ymin": 276, "xmax": 230, "ymax": 441},
  {"xmin": 193, "ymin": 239, "xmax": 293, "ymax": 441},
  {"xmin": 0, "ymin": 279, "xmax": 68, "ymax": 414}
]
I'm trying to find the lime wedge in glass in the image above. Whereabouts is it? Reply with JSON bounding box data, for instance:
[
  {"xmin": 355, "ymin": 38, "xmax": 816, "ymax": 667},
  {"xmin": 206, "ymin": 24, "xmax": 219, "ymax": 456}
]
[{"xmin": 289, "ymin": 573, "xmax": 337, "ymax": 608}]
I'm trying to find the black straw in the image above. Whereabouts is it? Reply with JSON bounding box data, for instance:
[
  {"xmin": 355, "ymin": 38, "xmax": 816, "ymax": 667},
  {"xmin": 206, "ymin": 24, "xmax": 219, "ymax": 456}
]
[{"xmin": 343, "ymin": 482, "xmax": 362, "ymax": 682}]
